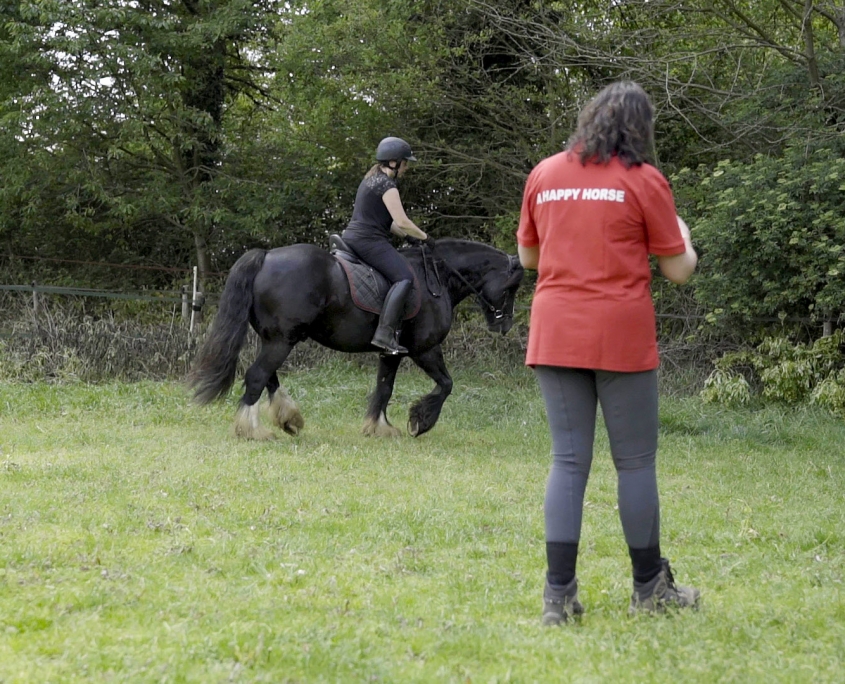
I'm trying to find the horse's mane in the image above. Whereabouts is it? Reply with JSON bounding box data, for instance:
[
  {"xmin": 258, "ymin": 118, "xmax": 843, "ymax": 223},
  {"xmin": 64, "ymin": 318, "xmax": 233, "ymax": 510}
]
[{"xmin": 398, "ymin": 238, "xmax": 508, "ymax": 260}]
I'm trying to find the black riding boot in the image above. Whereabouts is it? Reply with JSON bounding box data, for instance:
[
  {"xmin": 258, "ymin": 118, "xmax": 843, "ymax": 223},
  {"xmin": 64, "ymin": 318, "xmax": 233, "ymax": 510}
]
[{"xmin": 371, "ymin": 280, "xmax": 412, "ymax": 355}]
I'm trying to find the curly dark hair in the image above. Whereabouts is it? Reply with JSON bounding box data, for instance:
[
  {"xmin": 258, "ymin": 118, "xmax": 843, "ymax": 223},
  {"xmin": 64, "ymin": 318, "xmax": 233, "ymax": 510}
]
[{"xmin": 568, "ymin": 81, "xmax": 655, "ymax": 168}]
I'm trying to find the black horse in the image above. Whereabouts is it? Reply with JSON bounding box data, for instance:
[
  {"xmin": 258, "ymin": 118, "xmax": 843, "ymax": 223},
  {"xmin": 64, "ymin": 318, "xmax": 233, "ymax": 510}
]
[{"xmin": 189, "ymin": 238, "xmax": 524, "ymax": 439}]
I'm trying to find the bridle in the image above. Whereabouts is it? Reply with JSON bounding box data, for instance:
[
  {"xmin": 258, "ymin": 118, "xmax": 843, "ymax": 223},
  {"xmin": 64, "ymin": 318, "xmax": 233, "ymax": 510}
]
[{"xmin": 419, "ymin": 244, "xmax": 519, "ymax": 321}]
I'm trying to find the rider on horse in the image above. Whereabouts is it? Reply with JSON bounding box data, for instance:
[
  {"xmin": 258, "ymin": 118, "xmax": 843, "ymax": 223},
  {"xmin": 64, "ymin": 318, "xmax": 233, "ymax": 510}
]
[{"xmin": 341, "ymin": 137, "xmax": 433, "ymax": 355}]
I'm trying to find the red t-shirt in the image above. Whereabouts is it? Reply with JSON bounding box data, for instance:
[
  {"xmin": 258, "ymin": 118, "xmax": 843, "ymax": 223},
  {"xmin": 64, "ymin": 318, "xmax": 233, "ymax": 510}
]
[{"xmin": 516, "ymin": 152, "xmax": 685, "ymax": 372}]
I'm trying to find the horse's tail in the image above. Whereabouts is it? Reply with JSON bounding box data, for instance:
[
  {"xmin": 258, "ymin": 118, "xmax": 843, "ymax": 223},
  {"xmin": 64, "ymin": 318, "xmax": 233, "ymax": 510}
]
[{"xmin": 188, "ymin": 249, "xmax": 267, "ymax": 404}]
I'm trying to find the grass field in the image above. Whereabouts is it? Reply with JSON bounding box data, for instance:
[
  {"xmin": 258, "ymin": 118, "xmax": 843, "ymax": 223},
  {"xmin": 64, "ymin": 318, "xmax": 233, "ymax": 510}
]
[{"xmin": 1, "ymin": 360, "xmax": 844, "ymax": 683}]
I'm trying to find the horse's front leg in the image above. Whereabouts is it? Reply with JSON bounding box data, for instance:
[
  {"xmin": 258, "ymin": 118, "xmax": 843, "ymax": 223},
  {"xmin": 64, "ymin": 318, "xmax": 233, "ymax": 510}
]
[
  {"xmin": 362, "ymin": 353, "xmax": 403, "ymax": 437},
  {"xmin": 408, "ymin": 345, "xmax": 453, "ymax": 437}
]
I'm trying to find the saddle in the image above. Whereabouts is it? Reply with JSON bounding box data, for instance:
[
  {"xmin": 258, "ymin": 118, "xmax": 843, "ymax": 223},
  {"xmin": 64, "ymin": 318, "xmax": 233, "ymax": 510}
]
[{"xmin": 329, "ymin": 234, "xmax": 421, "ymax": 320}]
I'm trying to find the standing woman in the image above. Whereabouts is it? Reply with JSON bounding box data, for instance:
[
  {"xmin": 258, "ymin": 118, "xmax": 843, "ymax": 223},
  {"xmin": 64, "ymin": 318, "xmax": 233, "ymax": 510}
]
[
  {"xmin": 516, "ymin": 81, "xmax": 700, "ymax": 625},
  {"xmin": 342, "ymin": 137, "xmax": 431, "ymax": 355}
]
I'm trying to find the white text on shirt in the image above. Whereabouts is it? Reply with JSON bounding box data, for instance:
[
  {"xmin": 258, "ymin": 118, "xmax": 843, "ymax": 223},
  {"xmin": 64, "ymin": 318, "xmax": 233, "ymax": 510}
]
[{"xmin": 536, "ymin": 188, "xmax": 626, "ymax": 204}]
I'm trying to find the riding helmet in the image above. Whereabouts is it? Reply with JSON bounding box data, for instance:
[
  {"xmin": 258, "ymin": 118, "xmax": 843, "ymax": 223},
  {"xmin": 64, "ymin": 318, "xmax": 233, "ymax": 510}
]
[{"xmin": 376, "ymin": 137, "xmax": 417, "ymax": 163}]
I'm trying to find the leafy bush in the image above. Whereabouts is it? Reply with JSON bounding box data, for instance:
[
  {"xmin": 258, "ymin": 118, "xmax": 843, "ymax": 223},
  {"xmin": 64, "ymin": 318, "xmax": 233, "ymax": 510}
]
[
  {"xmin": 672, "ymin": 146, "xmax": 845, "ymax": 327},
  {"xmin": 701, "ymin": 332, "xmax": 845, "ymax": 414},
  {"xmin": 700, "ymin": 368, "xmax": 752, "ymax": 407}
]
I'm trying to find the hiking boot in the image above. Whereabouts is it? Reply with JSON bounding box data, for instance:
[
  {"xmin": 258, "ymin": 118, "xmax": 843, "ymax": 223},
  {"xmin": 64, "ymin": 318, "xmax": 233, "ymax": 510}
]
[
  {"xmin": 542, "ymin": 577, "xmax": 584, "ymax": 626},
  {"xmin": 629, "ymin": 558, "xmax": 700, "ymax": 615}
]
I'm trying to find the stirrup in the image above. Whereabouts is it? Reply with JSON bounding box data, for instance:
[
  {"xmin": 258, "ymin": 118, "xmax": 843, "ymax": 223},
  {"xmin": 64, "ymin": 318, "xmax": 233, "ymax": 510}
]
[
  {"xmin": 371, "ymin": 339, "xmax": 408, "ymax": 355},
  {"xmin": 371, "ymin": 328, "xmax": 408, "ymax": 355}
]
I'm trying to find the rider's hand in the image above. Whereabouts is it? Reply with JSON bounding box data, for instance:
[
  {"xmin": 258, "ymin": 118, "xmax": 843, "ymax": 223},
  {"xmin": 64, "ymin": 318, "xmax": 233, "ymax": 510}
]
[{"xmin": 424, "ymin": 236, "xmax": 435, "ymax": 249}]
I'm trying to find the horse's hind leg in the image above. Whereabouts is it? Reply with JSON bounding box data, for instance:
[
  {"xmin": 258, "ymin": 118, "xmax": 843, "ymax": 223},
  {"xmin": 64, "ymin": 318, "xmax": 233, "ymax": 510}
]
[
  {"xmin": 362, "ymin": 353, "xmax": 403, "ymax": 437},
  {"xmin": 234, "ymin": 341, "xmax": 294, "ymax": 441},
  {"xmin": 265, "ymin": 370, "xmax": 305, "ymax": 436},
  {"xmin": 408, "ymin": 345, "xmax": 453, "ymax": 437}
]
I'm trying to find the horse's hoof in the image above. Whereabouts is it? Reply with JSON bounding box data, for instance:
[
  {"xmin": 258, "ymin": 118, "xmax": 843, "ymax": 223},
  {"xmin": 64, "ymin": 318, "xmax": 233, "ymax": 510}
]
[
  {"xmin": 408, "ymin": 421, "xmax": 421, "ymax": 437},
  {"xmin": 234, "ymin": 403, "xmax": 276, "ymax": 441},
  {"xmin": 283, "ymin": 417, "xmax": 303, "ymax": 436},
  {"xmin": 362, "ymin": 413, "xmax": 401, "ymax": 438},
  {"xmin": 267, "ymin": 392, "xmax": 304, "ymax": 435}
]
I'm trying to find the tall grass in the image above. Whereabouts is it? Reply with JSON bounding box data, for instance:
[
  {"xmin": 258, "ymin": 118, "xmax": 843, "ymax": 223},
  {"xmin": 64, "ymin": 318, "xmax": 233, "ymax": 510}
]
[
  {"xmin": 1, "ymin": 362, "xmax": 843, "ymax": 682},
  {"xmin": 0, "ymin": 295, "xmax": 531, "ymax": 382}
]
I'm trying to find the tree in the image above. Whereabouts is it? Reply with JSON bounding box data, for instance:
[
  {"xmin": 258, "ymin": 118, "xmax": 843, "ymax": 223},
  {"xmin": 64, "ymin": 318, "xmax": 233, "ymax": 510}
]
[
  {"xmin": 2, "ymin": 0, "xmax": 843, "ymax": 309},
  {"xmin": 1, "ymin": 0, "xmax": 281, "ymax": 288}
]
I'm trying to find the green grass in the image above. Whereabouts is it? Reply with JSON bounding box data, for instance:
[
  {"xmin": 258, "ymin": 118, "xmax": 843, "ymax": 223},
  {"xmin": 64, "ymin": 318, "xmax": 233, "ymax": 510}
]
[{"xmin": 0, "ymin": 361, "xmax": 844, "ymax": 683}]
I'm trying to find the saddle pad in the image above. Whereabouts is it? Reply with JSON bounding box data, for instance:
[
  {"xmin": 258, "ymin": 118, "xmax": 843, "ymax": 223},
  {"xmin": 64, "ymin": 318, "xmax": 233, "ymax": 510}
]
[{"xmin": 335, "ymin": 256, "xmax": 421, "ymax": 321}]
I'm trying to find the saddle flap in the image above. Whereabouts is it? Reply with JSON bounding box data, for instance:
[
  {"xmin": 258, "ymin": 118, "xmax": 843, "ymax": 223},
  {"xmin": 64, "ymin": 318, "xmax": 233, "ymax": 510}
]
[{"xmin": 335, "ymin": 257, "xmax": 421, "ymax": 321}]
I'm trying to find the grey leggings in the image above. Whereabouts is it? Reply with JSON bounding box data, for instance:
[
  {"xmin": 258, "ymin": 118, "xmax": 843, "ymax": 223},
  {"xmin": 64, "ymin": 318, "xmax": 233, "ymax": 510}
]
[{"xmin": 535, "ymin": 365, "xmax": 660, "ymax": 550}]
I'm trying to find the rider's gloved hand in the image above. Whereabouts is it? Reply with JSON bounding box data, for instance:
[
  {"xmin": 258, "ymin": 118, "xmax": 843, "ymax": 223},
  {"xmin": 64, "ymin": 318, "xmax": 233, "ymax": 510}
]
[{"xmin": 423, "ymin": 236, "xmax": 436, "ymax": 249}]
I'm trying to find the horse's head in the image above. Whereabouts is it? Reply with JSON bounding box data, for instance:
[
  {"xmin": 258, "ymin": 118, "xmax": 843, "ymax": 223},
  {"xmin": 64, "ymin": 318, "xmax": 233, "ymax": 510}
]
[
  {"xmin": 422, "ymin": 239, "xmax": 525, "ymax": 334},
  {"xmin": 478, "ymin": 253, "xmax": 524, "ymax": 334}
]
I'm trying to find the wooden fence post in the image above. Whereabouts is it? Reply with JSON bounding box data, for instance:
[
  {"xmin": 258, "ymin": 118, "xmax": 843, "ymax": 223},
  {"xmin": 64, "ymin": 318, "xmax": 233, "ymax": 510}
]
[
  {"xmin": 189, "ymin": 266, "xmax": 198, "ymax": 334},
  {"xmin": 181, "ymin": 285, "xmax": 189, "ymax": 323}
]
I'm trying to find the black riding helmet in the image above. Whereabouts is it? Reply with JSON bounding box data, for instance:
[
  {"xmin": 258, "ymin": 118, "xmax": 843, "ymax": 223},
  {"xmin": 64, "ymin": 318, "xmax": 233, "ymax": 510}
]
[{"xmin": 376, "ymin": 137, "xmax": 417, "ymax": 163}]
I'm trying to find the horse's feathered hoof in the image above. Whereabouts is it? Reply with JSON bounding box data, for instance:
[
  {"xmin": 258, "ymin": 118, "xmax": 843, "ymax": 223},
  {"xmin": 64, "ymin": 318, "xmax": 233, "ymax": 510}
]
[
  {"xmin": 407, "ymin": 402, "xmax": 437, "ymax": 437},
  {"xmin": 266, "ymin": 390, "xmax": 304, "ymax": 436},
  {"xmin": 282, "ymin": 413, "xmax": 304, "ymax": 436},
  {"xmin": 234, "ymin": 404, "xmax": 276, "ymax": 441},
  {"xmin": 362, "ymin": 412, "xmax": 402, "ymax": 437}
]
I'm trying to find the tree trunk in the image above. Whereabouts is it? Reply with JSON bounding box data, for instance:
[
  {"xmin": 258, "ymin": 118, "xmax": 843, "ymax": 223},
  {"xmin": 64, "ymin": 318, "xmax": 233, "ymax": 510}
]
[
  {"xmin": 193, "ymin": 226, "xmax": 212, "ymax": 291},
  {"xmin": 803, "ymin": 0, "xmax": 822, "ymax": 90},
  {"xmin": 181, "ymin": 36, "xmax": 225, "ymax": 305},
  {"xmin": 832, "ymin": 4, "xmax": 845, "ymax": 47}
]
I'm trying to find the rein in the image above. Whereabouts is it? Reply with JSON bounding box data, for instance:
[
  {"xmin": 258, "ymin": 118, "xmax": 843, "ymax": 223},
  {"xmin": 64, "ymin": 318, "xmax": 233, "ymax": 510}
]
[
  {"xmin": 420, "ymin": 245, "xmax": 442, "ymax": 298},
  {"xmin": 419, "ymin": 244, "xmax": 517, "ymax": 320}
]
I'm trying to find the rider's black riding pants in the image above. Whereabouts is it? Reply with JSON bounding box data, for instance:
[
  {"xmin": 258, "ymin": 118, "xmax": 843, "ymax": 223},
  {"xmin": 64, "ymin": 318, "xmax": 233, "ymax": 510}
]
[{"xmin": 341, "ymin": 230, "xmax": 414, "ymax": 284}]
